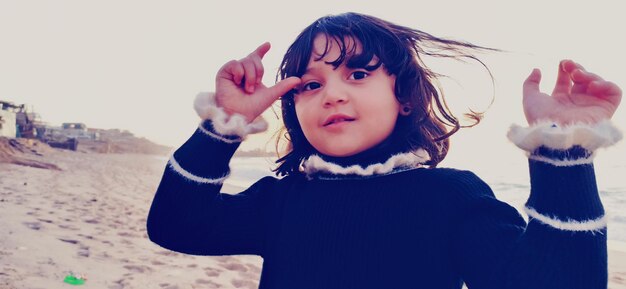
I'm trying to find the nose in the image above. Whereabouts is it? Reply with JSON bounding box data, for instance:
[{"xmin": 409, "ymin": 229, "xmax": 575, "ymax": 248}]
[{"xmin": 322, "ymin": 83, "xmax": 348, "ymax": 107}]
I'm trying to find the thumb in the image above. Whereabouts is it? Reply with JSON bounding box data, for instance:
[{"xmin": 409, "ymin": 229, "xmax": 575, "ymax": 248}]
[
  {"xmin": 523, "ymin": 68, "xmax": 542, "ymax": 98},
  {"xmin": 266, "ymin": 77, "xmax": 301, "ymax": 101}
]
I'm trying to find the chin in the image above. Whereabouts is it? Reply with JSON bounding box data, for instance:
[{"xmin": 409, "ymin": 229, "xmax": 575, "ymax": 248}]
[{"xmin": 317, "ymin": 146, "xmax": 366, "ymax": 157}]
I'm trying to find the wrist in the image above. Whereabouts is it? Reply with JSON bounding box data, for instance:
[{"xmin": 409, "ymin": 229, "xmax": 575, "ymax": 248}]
[
  {"xmin": 508, "ymin": 120, "xmax": 622, "ymax": 152},
  {"xmin": 507, "ymin": 120, "xmax": 622, "ymax": 166},
  {"xmin": 194, "ymin": 92, "xmax": 268, "ymax": 138}
]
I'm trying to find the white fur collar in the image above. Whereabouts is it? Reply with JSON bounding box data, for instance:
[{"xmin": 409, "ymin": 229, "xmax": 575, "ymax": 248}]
[{"xmin": 302, "ymin": 149, "xmax": 430, "ymax": 178}]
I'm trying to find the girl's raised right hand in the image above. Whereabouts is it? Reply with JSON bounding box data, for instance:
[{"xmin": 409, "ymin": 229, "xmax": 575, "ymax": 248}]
[{"xmin": 215, "ymin": 42, "xmax": 301, "ymax": 122}]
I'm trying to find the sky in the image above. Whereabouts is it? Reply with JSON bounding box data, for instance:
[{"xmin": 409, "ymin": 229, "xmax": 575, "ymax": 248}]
[{"xmin": 1, "ymin": 0, "xmax": 625, "ymax": 169}]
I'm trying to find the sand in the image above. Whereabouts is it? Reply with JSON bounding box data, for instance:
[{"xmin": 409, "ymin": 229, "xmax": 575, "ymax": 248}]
[
  {"xmin": 1, "ymin": 148, "xmax": 625, "ymax": 289},
  {"xmin": 0, "ymin": 150, "xmax": 262, "ymax": 289}
]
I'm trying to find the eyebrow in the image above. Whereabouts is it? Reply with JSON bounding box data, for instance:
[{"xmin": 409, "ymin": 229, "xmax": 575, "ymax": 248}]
[{"xmin": 303, "ymin": 63, "xmax": 333, "ymax": 75}]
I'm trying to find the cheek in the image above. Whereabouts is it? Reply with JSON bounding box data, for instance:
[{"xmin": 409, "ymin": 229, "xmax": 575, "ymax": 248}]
[{"xmin": 294, "ymin": 100, "xmax": 314, "ymax": 133}]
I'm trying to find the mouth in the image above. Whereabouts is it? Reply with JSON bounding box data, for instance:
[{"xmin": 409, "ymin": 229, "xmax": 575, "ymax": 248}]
[{"xmin": 323, "ymin": 115, "xmax": 356, "ymax": 127}]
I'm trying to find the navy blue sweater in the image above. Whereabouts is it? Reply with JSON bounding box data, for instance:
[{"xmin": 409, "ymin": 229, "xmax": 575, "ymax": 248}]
[{"xmin": 147, "ymin": 120, "xmax": 608, "ymax": 289}]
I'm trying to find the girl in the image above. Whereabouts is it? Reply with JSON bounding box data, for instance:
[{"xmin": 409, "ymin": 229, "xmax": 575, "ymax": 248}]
[{"xmin": 147, "ymin": 12, "xmax": 622, "ymax": 289}]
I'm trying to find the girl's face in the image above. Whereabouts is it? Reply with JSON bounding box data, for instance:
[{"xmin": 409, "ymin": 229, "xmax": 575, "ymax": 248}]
[{"xmin": 294, "ymin": 35, "xmax": 402, "ymax": 157}]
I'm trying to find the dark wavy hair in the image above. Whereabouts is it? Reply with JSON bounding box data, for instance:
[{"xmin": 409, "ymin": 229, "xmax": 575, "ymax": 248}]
[{"xmin": 273, "ymin": 12, "xmax": 496, "ymax": 176}]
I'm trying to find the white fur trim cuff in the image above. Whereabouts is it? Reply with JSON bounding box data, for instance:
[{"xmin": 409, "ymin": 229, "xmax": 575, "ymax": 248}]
[
  {"xmin": 198, "ymin": 123, "xmax": 241, "ymax": 144},
  {"xmin": 507, "ymin": 120, "xmax": 622, "ymax": 152},
  {"xmin": 527, "ymin": 154, "xmax": 596, "ymax": 167},
  {"xmin": 524, "ymin": 206, "xmax": 607, "ymax": 233},
  {"xmin": 168, "ymin": 155, "xmax": 229, "ymax": 185},
  {"xmin": 302, "ymin": 149, "xmax": 430, "ymax": 177},
  {"xmin": 194, "ymin": 92, "xmax": 268, "ymax": 138}
]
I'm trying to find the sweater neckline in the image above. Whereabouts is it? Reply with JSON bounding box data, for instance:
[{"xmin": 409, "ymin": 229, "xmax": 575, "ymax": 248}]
[
  {"xmin": 302, "ymin": 149, "xmax": 430, "ymax": 180},
  {"xmin": 300, "ymin": 137, "xmax": 431, "ymax": 180}
]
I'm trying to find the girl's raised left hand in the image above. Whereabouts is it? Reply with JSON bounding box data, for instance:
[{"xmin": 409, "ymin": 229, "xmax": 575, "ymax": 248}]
[{"xmin": 522, "ymin": 60, "xmax": 621, "ymax": 126}]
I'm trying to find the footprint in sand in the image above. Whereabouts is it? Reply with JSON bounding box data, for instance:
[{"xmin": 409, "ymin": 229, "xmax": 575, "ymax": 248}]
[
  {"xmin": 84, "ymin": 219, "xmax": 99, "ymax": 224},
  {"xmin": 237, "ymin": 271, "xmax": 260, "ymax": 280},
  {"xmin": 231, "ymin": 278, "xmax": 258, "ymax": 289},
  {"xmin": 36, "ymin": 218, "xmax": 53, "ymax": 224},
  {"xmin": 219, "ymin": 262, "xmax": 248, "ymax": 272},
  {"xmin": 23, "ymin": 221, "xmax": 42, "ymax": 230},
  {"xmin": 610, "ymin": 272, "xmax": 625, "ymax": 284},
  {"xmin": 123, "ymin": 264, "xmax": 152, "ymax": 274},
  {"xmin": 98, "ymin": 251, "xmax": 112, "ymax": 259},
  {"xmin": 58, "ymin": 224, "xmax": 80, "ymax": 231},
  {"xmin": 245, "ymin": 263, "xmax": 262, "ymax": 274},
  {"xmin": 158, "ymin": 283, "xmax": 181, "ymax": 289},
  {"xmin": 118, "ymin": 231, "xmax": 138, "ymax": 238},
  {"xmin": 77, "ymin": 245, "xmax": 90, "ymax": 257},
  {"xmin": 36, "ymin": 257, "xmax": 56, "ymax": 266},
  {"xmin": 108, "ymin": 278, "xmax": 126, "ymax": 289},
  {"xmin": 58, "ymin": 238, "xmax": 79, "ymax": 244},
  {"xmin": 77, "ymin": 233, "xmax": 95, "ymax": 240},
  {"xmin": 195, "ymin": 279, "xmax": 222, "ymax": 288},
  {"xmin": 204, "ymin": 267, "xmax": 223, "ymax": 277},
  {"xmin": 53, "ymin": 200, "xmax": 67, "ymax": 207}
]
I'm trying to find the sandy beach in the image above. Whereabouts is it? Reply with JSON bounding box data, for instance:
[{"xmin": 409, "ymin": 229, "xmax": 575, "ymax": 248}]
[
  {"xmin": 1, "ymin": 147, "xmax": 626, "ymax": 289},
  {"xmin": 0, "ymin": 149, "xmax": 263, "ymax": 289}
]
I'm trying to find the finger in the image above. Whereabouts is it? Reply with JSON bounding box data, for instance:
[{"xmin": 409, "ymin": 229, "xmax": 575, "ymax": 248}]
[
  {"xmin": 572, "ymin": 69, "xmax": 604, "ymax": 83},
  {"xmin": 552, "ymin": 60, "xmax": 572, "ymax": 95},
  {"xmin": 571, "ymin": 69, "xmax": 604, "ymax": 95},
  {"xmin": 561, "ymin": 59, "xmax": 585, "ymax": 73},
  {"xmin": 251, "ymin": 42, "xmax": 271, "ymax": 59},
  {"xmin": 523, "ymin": 68, "xmax": 542, "ymax": 98},
  {"xmin": 241, "ymin": 59, "xmax": 257, "ymax": 93},
  {"xmin": 588, "ymin": 80, "xmax": 622, "ymax": 106},
  {"xmin": 266, "ymin": 77, "xmax": 302, "ymax": 101},
  {"xmin": 250, "ymin": 55, "xmax": 265, "ymax": 85},
  {"xmin": 218, "ymin": 60, "xmax": 245, "ymax": 86}
]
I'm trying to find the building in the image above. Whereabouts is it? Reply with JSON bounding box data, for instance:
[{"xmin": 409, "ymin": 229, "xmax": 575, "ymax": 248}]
[{"xmin": 0, "ymin": 101, "xmax": 18, "ymax": 138}]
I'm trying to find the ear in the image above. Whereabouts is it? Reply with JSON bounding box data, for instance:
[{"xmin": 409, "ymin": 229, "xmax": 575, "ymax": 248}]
[{"xmin": 399, "ymin": 104, "xmax": 412, "ymax": 116}]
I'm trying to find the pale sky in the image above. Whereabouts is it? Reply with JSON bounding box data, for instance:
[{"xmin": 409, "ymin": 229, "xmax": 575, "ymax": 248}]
[{"xmin": 1, "ymin": 0, "xmax": 625, "ymax": 169}]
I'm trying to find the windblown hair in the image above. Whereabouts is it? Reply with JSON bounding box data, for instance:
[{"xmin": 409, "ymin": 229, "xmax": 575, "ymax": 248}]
[{"xmin": 274, "ymin": 12, "xmax": 496, "ymax": 176}]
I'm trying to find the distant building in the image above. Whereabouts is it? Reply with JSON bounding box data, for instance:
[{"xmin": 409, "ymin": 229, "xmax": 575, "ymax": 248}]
[
  {"xmin": 0, "ymin": 101, "xmax": 18, "ymax": 138},
  {"xmin": 39, "ymin": 122, "xmax": 99, "ymax": 151}
]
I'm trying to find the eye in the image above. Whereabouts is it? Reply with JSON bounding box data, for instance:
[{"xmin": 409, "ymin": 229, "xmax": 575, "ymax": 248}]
[
  {"xmin": 300, "ymin": 81, "xmax": 321, "ymax": 92},
  {"xmin": 349, "ymin": 70, "xmax": 369, "ymax": 80}
]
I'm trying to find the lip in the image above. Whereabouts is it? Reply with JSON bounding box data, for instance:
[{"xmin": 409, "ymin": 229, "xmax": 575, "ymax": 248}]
[{"xmin": 322, "ymin": 113, "xmax": 356, "ymax": 127}]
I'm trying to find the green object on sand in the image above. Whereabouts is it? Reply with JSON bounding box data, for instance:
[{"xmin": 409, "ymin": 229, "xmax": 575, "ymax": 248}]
[{"xmin": 63, "ymin": 275, "xmax": 85, "ymax": 285}]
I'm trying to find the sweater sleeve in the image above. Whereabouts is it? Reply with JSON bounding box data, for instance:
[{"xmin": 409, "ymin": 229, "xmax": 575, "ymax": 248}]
[
  {"xmin": 146, "ymin": 92, "xmax": 279, "ymax": 257},
  {"xmin": 455, "ymin": 121, "xmax": 622, "ymax": 289}
]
